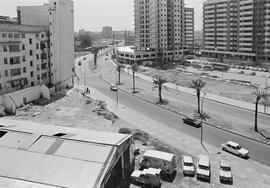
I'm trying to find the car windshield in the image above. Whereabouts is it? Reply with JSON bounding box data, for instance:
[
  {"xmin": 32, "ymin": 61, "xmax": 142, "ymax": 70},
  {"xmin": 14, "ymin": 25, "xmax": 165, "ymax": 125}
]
[
  {"xmin": 199, "ymin": 165, "xmax": 209, "ymax": 170},
  {"xmin": 184, "ymin": 162, "xmax": 193, "ymax": 166},
  {"xmin": 221, "ymin": 166, "xmax": 231, "ymax": 171}
]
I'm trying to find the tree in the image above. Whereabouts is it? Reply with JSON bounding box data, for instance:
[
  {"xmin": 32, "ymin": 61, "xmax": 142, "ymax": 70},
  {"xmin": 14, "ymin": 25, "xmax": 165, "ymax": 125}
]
[
  {"xmin": 190, "ymin": 79, "xmax": 206, "ymax": 114},
  {"xmin": 152, "ymin": 75, "xmax": 168, "ymax": 103},
  {"xmin": 116, "ymin": 64, "xmax": 123, "ymax": 85},
  {"xmin": 89, "ymin": 47, "xmax": 102, "ymax": 69},
  {"xmin": 131, "ymin": 64, "xmax": 139, "ymax": 93},
  {"xmin": 253, "ymin": 87, "xmax": 270, "ymax": 132},
  {"xmin": 78, "ymin": 33, "xmax": 93, "ymax": 48}
]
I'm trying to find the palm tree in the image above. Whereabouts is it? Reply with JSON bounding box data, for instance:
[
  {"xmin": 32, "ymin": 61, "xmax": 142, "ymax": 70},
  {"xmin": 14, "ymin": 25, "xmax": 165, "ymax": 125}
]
[
  {"xmin": 131, "ymin": 64, "xmax": 139, "ymax": 93},
  {"xmin": 152, "ymin": 75, "xmax": 168, "ymax": 103},
  {"xmin": 253, "ymin": 88, "xmax": 270, "ymax": 132},
  {"xmin": 190, "ymin": 79, "xmax": 206, "ymax": 114},
  {"xmin": 116, "ymin": 64, "xmax": 123, "ymax": 85}
]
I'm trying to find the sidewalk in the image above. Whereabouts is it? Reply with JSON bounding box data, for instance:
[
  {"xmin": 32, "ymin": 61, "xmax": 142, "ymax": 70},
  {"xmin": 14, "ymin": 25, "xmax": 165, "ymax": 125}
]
[
  {"xmin": 114, "ymin": 61, "xmax": 269, "ymax": 115},
  {"xmin": 75, "ymin": 84, "xmax": 270, "ymax": 188}
]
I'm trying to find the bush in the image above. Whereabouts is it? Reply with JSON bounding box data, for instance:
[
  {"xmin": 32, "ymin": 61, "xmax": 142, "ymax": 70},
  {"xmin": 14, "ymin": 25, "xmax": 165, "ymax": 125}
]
[
  {"xmin": 239, "ymin": 71, "xmax": 245, "ymax": 74},
  {"xmin": 119, "ymin": 127, "xmax": 132, "ymax": 134}
]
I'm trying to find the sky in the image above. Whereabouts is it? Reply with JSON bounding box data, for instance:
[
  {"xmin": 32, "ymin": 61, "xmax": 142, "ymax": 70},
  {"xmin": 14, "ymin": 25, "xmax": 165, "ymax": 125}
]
[{"xmin": 1, "ymin": 0, "xmax": 203, "ymax": 32}]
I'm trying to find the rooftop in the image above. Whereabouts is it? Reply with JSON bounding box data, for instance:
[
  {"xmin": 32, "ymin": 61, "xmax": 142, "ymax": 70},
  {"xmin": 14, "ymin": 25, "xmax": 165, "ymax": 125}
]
[
  {"xmin": 116, "ymin": 46, "xmax": 135, "ymax": 54},
  {"xmin": 0, "ymin": 119, "xmax": 132, "ymax": 188},
  {"xmin": 143, "ymin": 150, "xmax": 175, "ymax": 162}
]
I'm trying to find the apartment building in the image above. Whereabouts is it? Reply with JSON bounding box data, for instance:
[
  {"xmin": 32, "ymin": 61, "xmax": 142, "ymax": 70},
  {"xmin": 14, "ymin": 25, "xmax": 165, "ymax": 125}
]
[
  {"xmin": 134, "ymin": 0, "xmax": 186, "ymax": 62},
  {"xmin": 185, "ymin": 7, "xmax": 195, "ymax": 49},
  {"xmin": 0, "ymin": 0, "xmax": 74, "ymax": 95},
  {"xmin": 202, "ymin": 0, "xmax": 270, "ymax": 64}
]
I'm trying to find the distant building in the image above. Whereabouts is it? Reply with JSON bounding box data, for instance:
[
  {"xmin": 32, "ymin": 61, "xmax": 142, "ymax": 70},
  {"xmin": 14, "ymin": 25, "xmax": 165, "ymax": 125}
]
[
  {"xmin": 202, "ymin": 0, "xmax": 270, "ymax": 64},
  {"xmin": 102, "ymin": 26, "xmax": 113, "ymax": 39},
  {"xmin": 0, "ymin": 0, "xmax": 74, "ymax": 95},
  {"xmin": 184, "ymin": 8, "xmax": 195, "ymax": 49},
  {"xmin": 0, "ymin": 119, "xmax": 134, "ymax": 188},
  {"xmin": 194, "ymin": 31, "xmax": 203, "ymax": 49},
  {"xmin": 0, "ymin": 16, "xmax": 17, "ymax": 24}
]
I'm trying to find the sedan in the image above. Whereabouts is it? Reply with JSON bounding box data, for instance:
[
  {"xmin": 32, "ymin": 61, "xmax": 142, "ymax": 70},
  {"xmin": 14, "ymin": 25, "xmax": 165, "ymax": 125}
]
[
  {"xmin": 219, "ymin": 160, "xmax": 233, "ymax": 184},
  {"xmin": 183, "ymin": 117, "xmax": 201, "ymax": 128},
  {"xmin": 221, "ymin": 141, "xmax": 249, "ymax": 158},
  {"xmin": 182, "ymin": 156, "xmax": 195, "ymax": 176}
]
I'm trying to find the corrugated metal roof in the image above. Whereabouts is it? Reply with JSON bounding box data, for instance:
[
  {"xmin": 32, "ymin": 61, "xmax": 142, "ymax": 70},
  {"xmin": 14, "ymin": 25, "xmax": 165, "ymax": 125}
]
[
  {"xmin": 0, "ymin": 147, "xmax": 104, "ymax": 188},
  {"xmin": 0, "ymin": 132, "xmax": 31, "ymax": 148},
  {"xmin": 0, "ymin": 119, "xmax": 131, "ymax": 146},
  {"xmin": 28, "ymin": 137, "xmax": 57, "ymax": 153},
  {"xmin": 55, "ymin": 140, "xmax": 113, "ymax": 163}
]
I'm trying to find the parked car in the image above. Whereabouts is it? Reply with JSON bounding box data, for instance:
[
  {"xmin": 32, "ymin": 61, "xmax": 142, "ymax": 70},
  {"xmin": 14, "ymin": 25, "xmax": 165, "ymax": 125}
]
[
  {"xmin": 219, "ymin": 160, "xmax": 233, "ymax": 184},
  {"xmin": 131, "ymin": 168, "xmax": 162, "ymax": 188},
  {"xmin": 110, "ymin": 83, "xmax": 117, "ymax": 91},
  {"xmin": 182, "ymin": 156, "xmax": 195, "ymax": 176},
  {"xmin": 78, "ymin": 61, "xmax": 81, "ymax": 66},
  {"xmin": 196, "ymin": 155, "xmax": 211, "ymax": 182},
  {"xmin": 140, "ymin": 150, "xmax": 176, "ymax": 175},
  {"xmin": 183, "ymin": 117, "xmax": 201, "ymax": 128},
  {"xmin": 221, "ymin": 141, "xmax": 249, "ymax": 158}
]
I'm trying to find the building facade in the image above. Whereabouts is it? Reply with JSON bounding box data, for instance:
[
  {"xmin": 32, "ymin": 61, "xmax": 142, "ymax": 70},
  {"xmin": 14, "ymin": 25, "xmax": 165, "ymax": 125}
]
[
  {"xmin": 102, "ymin": 26, "xmax": 113, "ymax": 39},
  {"xmin": 184, "ymin": 8, "xmax": 195, "ymax": 49},
  {"xmin": 202, "ymin": 0, "xmax": 270, "ymax": 64},
  {"xmin": 116, "ymin": 0, "xmax": 194, "ymax": 65},
  {"xmin": 0, "ymin": 0, "xmax": 74, "ymax": 95}
]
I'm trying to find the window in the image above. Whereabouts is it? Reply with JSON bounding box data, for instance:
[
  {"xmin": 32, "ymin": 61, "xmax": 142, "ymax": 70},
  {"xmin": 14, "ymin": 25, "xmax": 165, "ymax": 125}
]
[
  {"xmin": 9, "ymin": 45, "xmax": 20, "ymax": 52},
  {"xmin": 41, "ymin": 34, "xmax": 44, "ymax": 38},
  {"xmin": 10, "ymin": 68, "xmax": 21, "ymax": 77},
  {"xmin": 2, "ymin": 33, "xmax": 7, "ymax": 38},
  {"xmin": 3, "ymin": 45, "xmax": 8, "ymax": 52},
  {"xmin": 30, "ymin": 50, "xmax": 33, "ymax": 56},
  {"xmin": 10, "ymin": 57, "xmax": 20, "ymax": 65},
  {"xmin": 37, "ymin": 74, "xmax": 40, "ymax": 80},
  {"xmin": 4, "ymin": 58, "xmax": 8, "ymax": 64},
  {"xmin": 31, "ymin": 82, "xmax": 34, "ymax": 86},
  {"xmin": 8, "ymin": 33, "xmax": 13, "ymax": 38},
  {"xmin": 31, "ymin": 71, "xmax": 34, "ymax": 77},
  {"xmin": 22, "ymin": 44, "xmax": 25, "ymax": 50},
  {"xmin": 21, "ymin": 33, "xmax": 25, "ymax": 38},
  {"xmin": 22, "ymin": 56, "xmax": 26, "ymax": 62},
  {"xmin": 14, "ymin": 34, "xmax": 20, "ymax": 38},
  {"xmin": 36, "ymin": 43, "xmax": 39, "ymax": 49},
  {"xmin": 36, "ymin": 54, "xmax": 39, "ymax": 59},
  {"xmin": 5, "ymin": 70, "xmax": 8, "ymax": 77},
  {"xmin": 29, "ymin": 38, "xmax": 32, "ymax": 45},
  {"xmin": 0, "ymin": 84, "xmax": 2, "ymax": 90},
  {"xmin": 23, "ymin": 67, "xmax": 26, "ymax": 73},
  {"xmin": 30, "ymin": 61, "xmax": 33, "ymax": 67}
]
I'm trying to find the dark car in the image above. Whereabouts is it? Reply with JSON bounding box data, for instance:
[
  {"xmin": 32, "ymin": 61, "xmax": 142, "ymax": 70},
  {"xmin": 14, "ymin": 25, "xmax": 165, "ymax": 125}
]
[{"xmin": 183, "ymin": 117, "xmax": 201, "ymax": 128}]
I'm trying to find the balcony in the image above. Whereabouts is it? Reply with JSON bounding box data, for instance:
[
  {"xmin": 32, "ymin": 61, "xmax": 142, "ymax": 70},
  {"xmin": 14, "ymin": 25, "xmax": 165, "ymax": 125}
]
[{"xmin": 41, "ymin": 53, "xmax": 47, "ymax": 60}]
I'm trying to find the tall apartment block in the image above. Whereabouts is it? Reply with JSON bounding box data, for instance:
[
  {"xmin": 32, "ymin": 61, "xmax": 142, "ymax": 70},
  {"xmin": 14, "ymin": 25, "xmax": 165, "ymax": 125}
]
[
  {"xmin": 185, "ymin": 7, "xmax": 195, "ymax": 49},
  {"xmin": 102, "ymin": 26, "xmax": 113, "ymax": 39},
  {"xmin": 134, "ymin": 0, "xmax": 187, "ymax": 62},
  {"xmin": 202, "ymin": 0, "xmax": 270, "ymax": 64},
  {"xmin": 0, "ymin": 0, "xmax": 74, "ymax": 95}
]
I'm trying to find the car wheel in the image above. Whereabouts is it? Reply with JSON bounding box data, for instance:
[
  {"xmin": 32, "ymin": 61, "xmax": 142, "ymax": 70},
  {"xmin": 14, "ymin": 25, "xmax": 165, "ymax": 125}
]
[
  {"xmin": 238, "ymin": 154, "xmax": 243, "ymax": 158},
  {"xmin": 222, "ymin": 148, "xmax": 226, "ymax": 151}
]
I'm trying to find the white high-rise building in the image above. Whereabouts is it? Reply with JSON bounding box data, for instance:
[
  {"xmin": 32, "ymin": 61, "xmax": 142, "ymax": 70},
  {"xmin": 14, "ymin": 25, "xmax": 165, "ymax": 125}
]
[{"xmin": 49, "ymin": 0, "xmax": 74, "ymax": 89}]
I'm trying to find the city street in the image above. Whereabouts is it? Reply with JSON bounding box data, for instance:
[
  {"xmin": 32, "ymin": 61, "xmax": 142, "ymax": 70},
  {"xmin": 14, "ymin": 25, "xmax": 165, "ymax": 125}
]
[{"xmin": 75, "ymin": 53, "xmax": 270, "ymax": 166}]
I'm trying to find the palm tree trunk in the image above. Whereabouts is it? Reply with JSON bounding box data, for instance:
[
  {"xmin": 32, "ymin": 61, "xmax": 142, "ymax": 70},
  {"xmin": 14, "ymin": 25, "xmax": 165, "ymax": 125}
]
[
  {"xmin": 132, "ymin": 71, "xmax": 135, "ymax": 93},
  {"xmin": 254, "ymin": 99, "xmax": 259, "ymax": 132},
  {"xmin": 159, "ymin": 84, "xmax": 162, "ymax": 103},
  {"xmin": 197, "ymin": 91, "xmax": 201, "ymax": 114},
  {"xmin": 118, "ymin": 71, "xmax": 121, "ymax": 85}
]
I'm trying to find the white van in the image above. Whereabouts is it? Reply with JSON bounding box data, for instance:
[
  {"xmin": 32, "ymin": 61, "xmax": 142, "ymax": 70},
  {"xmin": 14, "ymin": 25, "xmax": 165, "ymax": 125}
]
[
  {"xmin": 196, "ymin": 155, "xmax": 211, "ymax": 182},
  {"xmin": 140, "ymin": 150, "xmax": 176, "ymax": 175}
]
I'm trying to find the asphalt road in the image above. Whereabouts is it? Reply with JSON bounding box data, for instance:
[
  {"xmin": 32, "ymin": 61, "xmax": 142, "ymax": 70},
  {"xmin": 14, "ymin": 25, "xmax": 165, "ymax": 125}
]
[{"xmin": 76, "ymin": 54, "xmax": 270, "ymax": 167}]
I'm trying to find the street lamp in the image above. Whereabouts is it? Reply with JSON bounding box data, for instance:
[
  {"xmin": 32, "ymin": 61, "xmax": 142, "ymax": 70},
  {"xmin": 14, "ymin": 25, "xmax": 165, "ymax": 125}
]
[{"xmin": 200, "ymin": 89, "xmax": 210, "ymax": 145}]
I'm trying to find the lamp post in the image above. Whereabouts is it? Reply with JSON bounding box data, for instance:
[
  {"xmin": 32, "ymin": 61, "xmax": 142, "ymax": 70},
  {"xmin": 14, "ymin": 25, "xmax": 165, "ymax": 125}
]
[{"xmin": 200, "ymin": 89, "xmax": 210, "ymax": 144}]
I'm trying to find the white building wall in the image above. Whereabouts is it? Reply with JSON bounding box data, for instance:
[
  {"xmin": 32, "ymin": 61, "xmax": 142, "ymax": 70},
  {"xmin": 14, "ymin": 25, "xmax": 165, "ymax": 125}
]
[
  {"xmin": 49, "ymin": 0, "xmax": 74, "ymax": 88},
  {"xmin": 17, "ymin": 5, "xmax": 50, "ymax": 27}
]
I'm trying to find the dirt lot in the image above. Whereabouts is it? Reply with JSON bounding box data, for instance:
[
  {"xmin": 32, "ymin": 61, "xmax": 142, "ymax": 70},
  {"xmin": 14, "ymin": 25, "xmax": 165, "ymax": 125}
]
[{"xmin": 6, "ymin": 88, "xmax": 234, "ymax": 188}]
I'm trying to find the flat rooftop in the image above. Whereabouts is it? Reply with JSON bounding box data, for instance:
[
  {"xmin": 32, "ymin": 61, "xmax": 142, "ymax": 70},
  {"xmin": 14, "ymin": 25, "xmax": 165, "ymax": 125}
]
[{"xmin": 0, "ymin": 119, "xmax": 131, "ymax": 188}]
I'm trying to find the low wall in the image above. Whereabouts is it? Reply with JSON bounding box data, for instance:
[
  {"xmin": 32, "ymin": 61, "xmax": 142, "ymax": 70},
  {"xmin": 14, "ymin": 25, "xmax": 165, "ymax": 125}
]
[{"xmin": 0, "ymin": 85, "xmax": 50, "ymax": 114}]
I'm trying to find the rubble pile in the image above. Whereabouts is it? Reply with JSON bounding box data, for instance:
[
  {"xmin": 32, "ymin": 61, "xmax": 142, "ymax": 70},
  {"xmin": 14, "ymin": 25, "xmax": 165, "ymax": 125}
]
[{"xmin": 93, "ymin": 100, "xmax": 118, "ymax": 123}]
